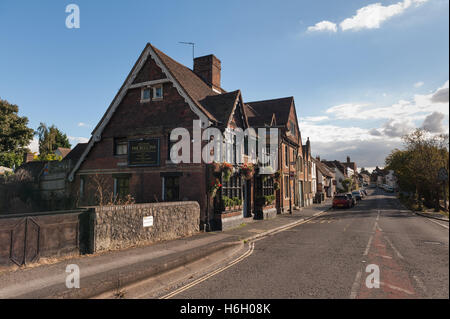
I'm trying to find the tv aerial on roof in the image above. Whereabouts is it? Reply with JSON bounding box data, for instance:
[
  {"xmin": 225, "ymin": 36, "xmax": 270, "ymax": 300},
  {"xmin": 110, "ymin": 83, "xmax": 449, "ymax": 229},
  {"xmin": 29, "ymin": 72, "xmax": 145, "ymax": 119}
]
[{"xmin": 178, "ymin": 41, "xmax": 195, "ymax": 61}]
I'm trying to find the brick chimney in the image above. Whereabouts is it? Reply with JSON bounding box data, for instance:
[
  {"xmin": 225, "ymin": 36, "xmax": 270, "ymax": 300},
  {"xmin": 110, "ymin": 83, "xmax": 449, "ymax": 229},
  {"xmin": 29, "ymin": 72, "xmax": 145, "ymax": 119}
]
[
  {"xmin": 193, "ymin": 54, "xmax": 221, "ymax": 91},
  {"xmin": 347, "ymin": 156, "xmax": 350, "ymax": 163}
]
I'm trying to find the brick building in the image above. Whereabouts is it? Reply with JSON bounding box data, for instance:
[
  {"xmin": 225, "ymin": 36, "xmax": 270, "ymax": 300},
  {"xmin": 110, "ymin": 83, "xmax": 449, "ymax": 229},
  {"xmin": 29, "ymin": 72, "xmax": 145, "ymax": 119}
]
[
  {"xmin": 244, "ymin": 97, "xmax": 301, "ymax": 214},
  {"xmin": 68, "ymin": 43, "xmax": 304, "ymax": 230}
]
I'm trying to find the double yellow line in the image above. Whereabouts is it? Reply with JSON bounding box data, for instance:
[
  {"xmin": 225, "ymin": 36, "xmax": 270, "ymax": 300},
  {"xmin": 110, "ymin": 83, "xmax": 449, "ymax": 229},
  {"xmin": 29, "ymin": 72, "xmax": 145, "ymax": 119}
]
[
  {"xmin": 160, "ymin": 210, "xmax": 328, "ymax": 299},
  {"xmin": 160, "ymin": 242, "xmax": 255, "ymax": 299}
]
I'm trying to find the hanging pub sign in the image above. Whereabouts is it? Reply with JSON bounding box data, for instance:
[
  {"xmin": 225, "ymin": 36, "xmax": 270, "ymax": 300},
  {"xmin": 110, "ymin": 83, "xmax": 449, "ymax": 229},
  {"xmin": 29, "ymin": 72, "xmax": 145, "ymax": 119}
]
[{"xmin": 128, "ymin": 138, "xmax": 160, "ymax": 167}]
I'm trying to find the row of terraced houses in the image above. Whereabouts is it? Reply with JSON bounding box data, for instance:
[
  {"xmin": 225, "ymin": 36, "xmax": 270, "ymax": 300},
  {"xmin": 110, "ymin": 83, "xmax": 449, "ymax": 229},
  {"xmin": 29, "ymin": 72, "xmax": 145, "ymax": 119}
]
[{"xmin": 24, "ymin": 44, "xmax": 360, "ymax": 231}]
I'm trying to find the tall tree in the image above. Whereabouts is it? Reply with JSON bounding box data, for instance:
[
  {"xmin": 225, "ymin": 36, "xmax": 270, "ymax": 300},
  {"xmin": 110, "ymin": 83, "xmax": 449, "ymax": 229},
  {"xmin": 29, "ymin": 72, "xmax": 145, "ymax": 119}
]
[
  {"xmin": 0, "ymin": 99, "xmax": 34, "ymax": 168},
  {"xmin": 386, "ymin": 129, "xmax": 449, "ymax": 211},
  {"xmin": 36, "ymin": 123, "xmax": 71, "ymax": 159}
]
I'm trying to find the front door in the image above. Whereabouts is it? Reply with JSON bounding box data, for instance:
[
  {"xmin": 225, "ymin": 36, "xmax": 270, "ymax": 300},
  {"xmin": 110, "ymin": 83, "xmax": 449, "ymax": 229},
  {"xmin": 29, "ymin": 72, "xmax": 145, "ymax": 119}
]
[{"xmin": 243, "ymin": 179, "xmax": 251, "ymax": 217}]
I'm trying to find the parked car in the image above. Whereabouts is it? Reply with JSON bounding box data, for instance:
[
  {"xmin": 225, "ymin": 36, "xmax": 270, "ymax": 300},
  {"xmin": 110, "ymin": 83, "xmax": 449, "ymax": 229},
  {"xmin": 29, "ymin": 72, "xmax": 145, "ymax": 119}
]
[
  {"xmin": 346, "ymin": 193, "xmax": 356, "ymax": 207},
  {"xmin": 352, "ymin": 190, "xmax": 362, "ymax": 201},
  {"xmin": 332, "ymin": 195, "xmax": 352, "ymax": 209},
  {"xmin": 384, "ymin": 185, "xmax": 394, "ymax": 192}
]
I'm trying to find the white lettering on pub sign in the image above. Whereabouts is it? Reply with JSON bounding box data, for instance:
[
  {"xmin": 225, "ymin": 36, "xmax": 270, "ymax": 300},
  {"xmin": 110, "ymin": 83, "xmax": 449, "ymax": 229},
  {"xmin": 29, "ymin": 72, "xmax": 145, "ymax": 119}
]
[{"xmin": 143, "ymin": 216, "xmax": 154, "ymax": 228}]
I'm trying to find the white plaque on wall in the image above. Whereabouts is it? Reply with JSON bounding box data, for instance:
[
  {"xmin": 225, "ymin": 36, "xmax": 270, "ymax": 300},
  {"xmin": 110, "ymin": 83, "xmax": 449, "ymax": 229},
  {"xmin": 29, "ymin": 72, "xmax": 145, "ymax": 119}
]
[{"xmin": 143, "ymin": 216, "xmax": 154, "ymax": 228}]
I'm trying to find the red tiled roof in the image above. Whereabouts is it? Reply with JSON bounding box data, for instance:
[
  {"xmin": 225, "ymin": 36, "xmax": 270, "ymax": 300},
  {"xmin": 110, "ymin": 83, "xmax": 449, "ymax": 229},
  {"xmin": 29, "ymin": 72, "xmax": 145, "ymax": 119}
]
[{"xmin": 56, "ymin": 147, "xmax": 71, "ymax": 158}]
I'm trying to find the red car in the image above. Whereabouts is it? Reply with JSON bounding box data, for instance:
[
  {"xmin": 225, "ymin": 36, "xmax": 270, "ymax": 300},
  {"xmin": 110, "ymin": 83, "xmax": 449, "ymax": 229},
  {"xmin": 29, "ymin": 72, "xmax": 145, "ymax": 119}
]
[{"xmin": 332, "ymin": 194, "xmax": 352, "ymax": 209}]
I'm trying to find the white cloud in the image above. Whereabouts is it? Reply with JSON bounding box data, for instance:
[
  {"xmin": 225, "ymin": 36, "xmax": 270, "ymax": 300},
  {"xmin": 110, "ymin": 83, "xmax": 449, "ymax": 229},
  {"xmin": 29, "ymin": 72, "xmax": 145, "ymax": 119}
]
[
  {"xmin": 325, "ymin": 80, "xmax": 450, "ymax": 121},
  {"xmin": 307, "ymin": 20, "xmax": 337, "ymax": 33},
  {"xmin": 27, "ymin": 137, "xmax": 39, "ymax": 153},
  {"xmin": 431, "ymin": 81, "xmax": 449, "ymax": 103},
  {"xmin": 422, "ymin": 111, "xmax": 445, "ymax": 133},
  {"xmin": 381, "ymin": 118, "xmax": 415, "ymax": 137},
  {"xmin": 78, "ymin": 122, "xmax": 90, "ymax": 127},
  {"xmin": 307, "ymin": 0, "xmax": 429, "ymax": 33},
  {"xmin": 340, "ymin": 0, "xmax": 429, "ymax": 31},
  {"xmin": 414, "ymin": 81, "xmax": 424, "ymax": 88},
  {"xmin": 300, "ymin": 116, "xmax": 329, "ymax": 122},
  {"xmin": 69, "ymin": 136, "xmax": 89, "ymax": 145},
  {"xmin": 302, "ymin": 80, "xmax": 448, "ymax": 168}
]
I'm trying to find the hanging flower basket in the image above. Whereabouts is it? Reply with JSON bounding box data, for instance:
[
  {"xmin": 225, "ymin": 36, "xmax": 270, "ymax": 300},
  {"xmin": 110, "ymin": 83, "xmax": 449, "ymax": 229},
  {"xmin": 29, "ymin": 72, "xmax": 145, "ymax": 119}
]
[
  {"xmin": 209, "ymin": 179, "xmax": 222, "ymax": 198},
  {"xmin": 221, "ymin": 162, "xmax": 233, "ymax": 181},
  {"xmin": 240, "ymin": 163, "xmax": 254, "ymax": 180},
  {"xmin": 273, "ymin": 181, "xmax": 280, "ymax": 191}
]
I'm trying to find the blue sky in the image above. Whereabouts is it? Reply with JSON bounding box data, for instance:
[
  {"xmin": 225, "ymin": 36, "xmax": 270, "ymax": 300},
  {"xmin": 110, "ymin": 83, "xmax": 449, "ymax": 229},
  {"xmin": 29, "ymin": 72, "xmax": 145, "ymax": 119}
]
[{"xmin": 0, "ymin": 0, "xmax": 448, "ymax": 169}]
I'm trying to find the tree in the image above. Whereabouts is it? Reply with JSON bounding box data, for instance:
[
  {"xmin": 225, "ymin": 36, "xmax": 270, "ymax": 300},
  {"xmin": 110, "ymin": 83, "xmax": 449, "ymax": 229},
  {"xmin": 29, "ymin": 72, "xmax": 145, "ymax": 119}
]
[
  {"xmin": 386, "ymin": 129, "xmax": 449, "ymax": 211},
  {"xmin": 341, "ymin": 178, "xmax": 353, "ymax": 193},
  {"xmin": 0, "ymin": 99, "xmax": 34, "ymax": 168},
  {"xmin": 36, "ymin": 122, "xmax": 71, "ymax": 160}
]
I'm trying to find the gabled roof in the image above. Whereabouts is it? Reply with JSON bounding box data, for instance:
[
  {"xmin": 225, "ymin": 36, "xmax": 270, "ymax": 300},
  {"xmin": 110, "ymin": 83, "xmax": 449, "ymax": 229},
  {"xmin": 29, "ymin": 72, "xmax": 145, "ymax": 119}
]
[
  {"xmin": 200, "ymin": 90, "xmax": 241, "ymax": 125},
  {"xmin": 69, "ymin": 43, "xmax": 248, "ymax": 181},
  {"xmin": 323, "ymin": 160, "xmax": 347, "ymax": 176},
  {"xmin": 314, "ymin": 159, "xmax": 335, "ymax": 178},
  {"xmin": 64, "ymin": 143, "xmax": 88, "ymax": 162},
  {"xmin": 55, "ymin": 147, "xmax": 71, "ymax": 158},
  {"xmin": 150, "ymin": 44, "xmax": 219, "ymax": 122},
  {"xmin": 245, "ymin": 97, "xmax": 294, "ymax": 127}
]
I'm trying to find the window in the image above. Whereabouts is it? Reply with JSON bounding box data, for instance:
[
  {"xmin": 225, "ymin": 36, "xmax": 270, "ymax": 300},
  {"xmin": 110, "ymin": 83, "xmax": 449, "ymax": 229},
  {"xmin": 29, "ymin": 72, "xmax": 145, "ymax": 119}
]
[
  {"xmin": 80, "ymin": 177, "xmax": 85, "ymax": 200},
  {"xmin": 114, "ymin": 177, "xmax": 130, "ymax": 200},
  {"xmin": 141, "ymin": 87, "xmax": 151, "ymax": 102},
  {"xmin": 285, "ymin": 145, "xmax": 289, "ymax": 167},
  {"xmin": 256, "ymin": 176, "xmax": 274, "ymax": 197},
  {"xmin": 114, "ymin": 140, "xmax": 128, "ymax": 155},
  {"xmin": 163, "ymin": 176, "xmax": 179, "ymax": 201},
  {"xmin": 221, "ymin": 174, "xmax": 242, "ymax": 199},
  {"xmin": 153, "ymin": 85, "xmax": 163, "ymax": 100},
  {"xmin": 284, "ymin": 176, "xmax": 290, "ymax": 198},
  {"xmin": 167, "ymin": 134, "xmax": 174, "ymax": 162}
]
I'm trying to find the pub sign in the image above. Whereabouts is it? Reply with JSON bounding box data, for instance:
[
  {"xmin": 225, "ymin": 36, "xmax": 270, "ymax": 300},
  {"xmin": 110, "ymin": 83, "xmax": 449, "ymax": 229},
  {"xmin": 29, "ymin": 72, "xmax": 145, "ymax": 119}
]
[{"xmin": 128, "ymin": 138, "xmax": 160, "ymax": 166}]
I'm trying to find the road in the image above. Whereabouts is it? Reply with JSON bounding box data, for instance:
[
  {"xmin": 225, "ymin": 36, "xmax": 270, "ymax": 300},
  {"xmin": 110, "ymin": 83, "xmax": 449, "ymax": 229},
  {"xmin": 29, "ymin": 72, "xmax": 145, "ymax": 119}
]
[{"xmin": 166, "ymin": 189, "xmax": 449, "ymax": 299}]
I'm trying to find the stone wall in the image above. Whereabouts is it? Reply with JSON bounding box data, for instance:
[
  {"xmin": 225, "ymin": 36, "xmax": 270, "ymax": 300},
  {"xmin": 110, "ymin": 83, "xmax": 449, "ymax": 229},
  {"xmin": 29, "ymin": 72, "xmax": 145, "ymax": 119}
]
[{"xmin": 92, "ymin": 201, "xmax": 200, "ymax": 252}]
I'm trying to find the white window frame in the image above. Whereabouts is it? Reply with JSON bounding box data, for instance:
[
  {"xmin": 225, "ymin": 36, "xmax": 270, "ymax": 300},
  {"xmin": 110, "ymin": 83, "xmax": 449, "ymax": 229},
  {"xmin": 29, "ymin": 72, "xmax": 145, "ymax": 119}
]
[
  {"xmin": 141, "ymin": 87, "xmax": 151, "ymax": 103},
  {"xmin": 115, "ymin": 141, "xmax": 128, "ymax": 155},
  {"xmin": 153, "ymin": 84, "xmax": 163, "ymax": 100}
]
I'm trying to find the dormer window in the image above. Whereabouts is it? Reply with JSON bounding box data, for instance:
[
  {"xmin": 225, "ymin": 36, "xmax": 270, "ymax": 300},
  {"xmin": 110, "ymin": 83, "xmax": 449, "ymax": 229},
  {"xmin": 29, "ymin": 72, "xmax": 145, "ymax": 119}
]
[
  {"xmin": 153, "ymin": 85, "xmax": 163, "ymax": 100},
  {"xmin": 141, "ymin": 87, "xmax": 151, "ymax": 103}
]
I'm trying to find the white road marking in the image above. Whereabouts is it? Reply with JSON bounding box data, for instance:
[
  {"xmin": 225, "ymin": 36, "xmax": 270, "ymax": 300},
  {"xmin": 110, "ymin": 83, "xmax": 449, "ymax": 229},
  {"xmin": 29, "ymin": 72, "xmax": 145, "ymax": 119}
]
[
  {"xmin": 425, "ymin": 218, "xmax": 449, "ymax": 230},
  {"xmin": 363, "ymin": 235, "xmax": 374, "ymax": 256},
  {"xmin": 413, "ymin": 275, "xmax": 429, "ymax": 297},
  {"xmin": 350, "ymin": 270, "xmax": 362, "ymax": 299},
  {"xmin": 380, "ymin": 282, "xmax": 414, "ymax": 295},
  {"xmin": 383, "ymin": 235, "xmax": 404, "ymax": 260}
]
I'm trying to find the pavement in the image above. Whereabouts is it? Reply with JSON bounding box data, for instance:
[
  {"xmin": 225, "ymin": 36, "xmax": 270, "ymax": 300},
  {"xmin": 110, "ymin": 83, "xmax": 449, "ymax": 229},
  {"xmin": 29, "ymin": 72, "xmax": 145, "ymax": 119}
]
[{"xmin": 0, "ymin": 199, "xmax": 331, "ymax": 299}]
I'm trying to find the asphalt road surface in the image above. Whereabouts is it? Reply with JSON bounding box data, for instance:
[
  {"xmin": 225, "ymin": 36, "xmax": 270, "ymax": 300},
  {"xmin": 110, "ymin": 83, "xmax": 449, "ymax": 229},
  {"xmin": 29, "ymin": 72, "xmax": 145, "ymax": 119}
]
[{"xmin": 170, "ymin": 189, "xmax": 449, "ymax": 299}]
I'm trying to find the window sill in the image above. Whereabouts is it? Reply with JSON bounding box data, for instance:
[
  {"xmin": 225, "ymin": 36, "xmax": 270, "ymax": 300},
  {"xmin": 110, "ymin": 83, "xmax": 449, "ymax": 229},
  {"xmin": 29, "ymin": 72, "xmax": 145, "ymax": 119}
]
[
  {"xmin": 140, "ymin": 99, "xmax": 151, "ymax": 103},
  {"xmin": 153, "ymin": 97, "xmax": 163, "ymax": 101}
]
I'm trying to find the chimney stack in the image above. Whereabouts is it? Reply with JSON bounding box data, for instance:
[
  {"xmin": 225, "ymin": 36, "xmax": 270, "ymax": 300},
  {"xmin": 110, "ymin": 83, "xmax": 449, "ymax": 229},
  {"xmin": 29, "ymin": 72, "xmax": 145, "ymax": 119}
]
[
  {"xmin": 347, "ymin": 156, "xmax": 350, "ymax": 163},
  {"xmin": 193, "ymin": 54, "xmax": 221, "ymax": 91}
]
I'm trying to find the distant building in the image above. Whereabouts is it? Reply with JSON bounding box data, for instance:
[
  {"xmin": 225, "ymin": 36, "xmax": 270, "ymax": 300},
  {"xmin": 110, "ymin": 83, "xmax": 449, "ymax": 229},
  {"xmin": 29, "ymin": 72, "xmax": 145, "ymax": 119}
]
[{"xmin": 55, "ymin": 147, "xmax": 72, "ymax": 159}]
